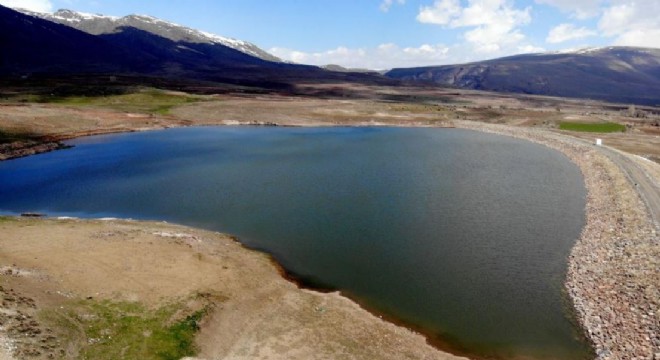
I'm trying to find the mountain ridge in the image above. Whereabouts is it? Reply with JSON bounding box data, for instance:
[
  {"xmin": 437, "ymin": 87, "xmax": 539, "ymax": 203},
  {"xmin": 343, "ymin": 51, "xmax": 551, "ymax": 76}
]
[
  {"xmin": 16, "ymin": 8, "xmax": 283, "ymax": 62},
  {"xmin": 0, "ymin": 5, "xmax": 146, "ymax": 74},
  {"xmin": 1, "ymin": 5, "xmax": 396, "ymax": 89},
  {"xmin": 4, "ymin": 5, "xmax": 660, "ymax": 105},
  {"xmin": 385, "ymin": 47, "xmax": 660, "ymax": 106}
]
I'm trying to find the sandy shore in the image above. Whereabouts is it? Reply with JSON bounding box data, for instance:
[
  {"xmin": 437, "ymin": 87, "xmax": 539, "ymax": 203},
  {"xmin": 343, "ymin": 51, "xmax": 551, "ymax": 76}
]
[
  {"xmin": 0, "ymin": 119, "xmax": 658, "ymax": 359},
  {"xmin": 0, "ymin": 217, "xmax": 466, "ymax": 360}
]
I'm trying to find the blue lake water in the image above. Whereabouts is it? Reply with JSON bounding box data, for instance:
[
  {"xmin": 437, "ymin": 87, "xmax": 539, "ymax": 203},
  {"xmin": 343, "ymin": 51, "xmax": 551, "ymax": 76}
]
[{"xmin": 0, "ymin": 127, "xmax": 591, "ymax": 359}]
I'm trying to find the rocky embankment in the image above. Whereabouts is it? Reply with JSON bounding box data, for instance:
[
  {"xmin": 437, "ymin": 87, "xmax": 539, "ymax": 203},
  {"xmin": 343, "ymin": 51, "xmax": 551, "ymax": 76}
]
[
  {"xmin": 460, "ymin": 121, "xmax": 659, "ymax": 359},
  {"xmin": 0, "ymin": 120, "xmax": 657, "ymax": 359},
  {"xmin": 0, "ymin": 141, "xmax": 66, "ymax": 161}
]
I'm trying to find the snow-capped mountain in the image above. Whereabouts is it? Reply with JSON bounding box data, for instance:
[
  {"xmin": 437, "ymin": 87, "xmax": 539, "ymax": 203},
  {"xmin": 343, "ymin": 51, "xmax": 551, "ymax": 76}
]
[
  {"xmin": 17, "ymin": 8, "xmax": 282, "ymax": 62},
  {"xmin": 2, "ymin": 4, "xmax": 394, "ymax": 88}
]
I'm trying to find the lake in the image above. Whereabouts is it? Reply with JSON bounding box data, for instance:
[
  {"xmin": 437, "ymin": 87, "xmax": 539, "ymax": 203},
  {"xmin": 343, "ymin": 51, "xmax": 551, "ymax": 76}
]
[{"xmin": 0, "ymin": 127, "xmax": 591, "ymax": 359}]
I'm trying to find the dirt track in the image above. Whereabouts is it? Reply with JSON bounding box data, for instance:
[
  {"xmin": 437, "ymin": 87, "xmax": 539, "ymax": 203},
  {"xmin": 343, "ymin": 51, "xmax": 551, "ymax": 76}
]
[{"xmin": 597, "ymin": 146, "xmax": 660, "ymax": 229}]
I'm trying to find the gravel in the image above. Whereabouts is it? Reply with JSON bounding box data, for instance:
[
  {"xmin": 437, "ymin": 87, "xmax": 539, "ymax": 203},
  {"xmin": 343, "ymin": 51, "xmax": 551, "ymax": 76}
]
[{"xmin": 0, "ymin": 330, "xmax": 15, "ymax": 360}]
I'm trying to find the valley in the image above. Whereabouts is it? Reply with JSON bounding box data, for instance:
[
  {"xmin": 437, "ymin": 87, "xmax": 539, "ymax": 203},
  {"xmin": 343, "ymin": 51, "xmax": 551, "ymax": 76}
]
[
  {"xmin": 0, "ymin": 83, "xmax": 658, "ymax": 360},
  {"xmin": 1, "ymin": 3, "xmax": 659, "ymax": 359}
]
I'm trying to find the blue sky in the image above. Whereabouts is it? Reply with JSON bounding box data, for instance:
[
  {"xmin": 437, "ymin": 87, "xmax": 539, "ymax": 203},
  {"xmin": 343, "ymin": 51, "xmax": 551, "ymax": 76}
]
[{"xmin": 3, "ymin": 0, "xmax": 659, "ymax": 69}]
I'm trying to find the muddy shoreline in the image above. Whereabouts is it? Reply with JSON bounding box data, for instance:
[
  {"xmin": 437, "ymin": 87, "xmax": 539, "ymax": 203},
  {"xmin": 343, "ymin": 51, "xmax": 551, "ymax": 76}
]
[{"xmin": 1, "ymin": 121, "xmax": 657, "ymax": 359}]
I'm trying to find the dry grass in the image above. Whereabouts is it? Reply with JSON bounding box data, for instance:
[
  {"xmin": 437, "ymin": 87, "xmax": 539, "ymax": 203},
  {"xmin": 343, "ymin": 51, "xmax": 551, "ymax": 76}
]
[{"xmin": 1, "ymin": 84, "xmax": 658, "ymax": 161}]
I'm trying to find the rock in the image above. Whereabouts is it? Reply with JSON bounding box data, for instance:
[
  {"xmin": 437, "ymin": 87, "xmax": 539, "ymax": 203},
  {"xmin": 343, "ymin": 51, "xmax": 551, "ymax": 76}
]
[{"xmin": 20, "ymin": 213, "xmax": 45, "ymax": 218}]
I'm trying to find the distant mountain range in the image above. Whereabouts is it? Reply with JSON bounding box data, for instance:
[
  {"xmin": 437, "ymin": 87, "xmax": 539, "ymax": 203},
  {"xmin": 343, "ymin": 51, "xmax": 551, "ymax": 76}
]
[
  {"xmin": 386, "ymin": 47, "xmax": 660, "ymax": 106},
  {"xmin": 0, "ymin": 5, "xmax": 133, "ymax": 74},
  {"xmin": 18, "ymin": 9, "xmax": 282, "ymax": 62},
  {"xmin": 321, "ymin": 64, "xmax": 381, "ymax": 74},
  {"xmin": 0, "ymin": 5, "xmax": 392, "ymax": 88},
  {"xmin": 2, "ymin": 5, "xmax": 660, "ymax": 105}
]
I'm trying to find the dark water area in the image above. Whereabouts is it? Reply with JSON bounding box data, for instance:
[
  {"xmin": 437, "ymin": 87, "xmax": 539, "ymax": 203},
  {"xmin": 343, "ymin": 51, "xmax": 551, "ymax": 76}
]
[{"xmin": 0, "ymin": 127, "xmax": 591, "ymax": 359}]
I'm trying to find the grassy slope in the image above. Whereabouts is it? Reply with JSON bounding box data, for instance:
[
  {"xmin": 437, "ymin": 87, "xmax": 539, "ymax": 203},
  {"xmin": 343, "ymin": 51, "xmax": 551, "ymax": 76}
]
[
  {"xmin": 0, "ymin": 88, "xmax": 208, "ymax": 146},
  {"xmin": 559, "ymin": 122, "xmax": 626, "ymax": 133},
  {"xmin": 43, "ymin": 88, "xmax": 206, "ymax": 115},
  {"xmin": 41, "ymin": 298, "xmax": 207, "ymax": 360},
  {"xmin": 0, "ymin": 130, "xmax": 41, "ymax": 143}
]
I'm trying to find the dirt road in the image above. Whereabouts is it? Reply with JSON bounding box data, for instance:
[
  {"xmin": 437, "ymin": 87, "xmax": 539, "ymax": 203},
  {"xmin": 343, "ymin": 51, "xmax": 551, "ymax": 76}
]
[
  {"xmin": 597, "ymin": 145, "xmax": 660, "ymax": 229},
  {"xmin": 558, "ymin": 131, "xmax": 660, "ymax": 230}
]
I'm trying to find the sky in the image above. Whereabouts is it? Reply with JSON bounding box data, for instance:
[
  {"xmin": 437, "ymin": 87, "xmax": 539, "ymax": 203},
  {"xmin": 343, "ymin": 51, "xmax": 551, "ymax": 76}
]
[{"xmin": 2, "ymin": 0, "xmax": 659, "ymax": 69}]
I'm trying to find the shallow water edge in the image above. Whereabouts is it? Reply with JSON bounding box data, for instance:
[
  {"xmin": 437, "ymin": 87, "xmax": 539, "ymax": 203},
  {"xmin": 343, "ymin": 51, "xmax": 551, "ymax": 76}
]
[{"xmin": 3, "ymin": 122, "xmax": 648, "ymax": 359}]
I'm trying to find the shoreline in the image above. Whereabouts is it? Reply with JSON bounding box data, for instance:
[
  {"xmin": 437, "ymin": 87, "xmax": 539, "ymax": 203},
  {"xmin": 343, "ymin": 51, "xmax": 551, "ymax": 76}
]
[
  {"xmin": 0, "ymin": 217, "xmax": 466, "ymax": 360},
  {"xmin": 269, "ymin": 257, "xmax": 492, "ymax": 360},
  {"xmin": 1, "ymin": 122, "xmax": 658, "ymax": 359},
  {"xmin": 456, "ymin": 121, "xmax": 659, "ymax": 359}
]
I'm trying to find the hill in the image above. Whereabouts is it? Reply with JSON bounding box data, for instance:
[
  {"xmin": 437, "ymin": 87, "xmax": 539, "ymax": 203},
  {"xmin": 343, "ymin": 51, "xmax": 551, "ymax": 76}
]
[
  {"xmin": 0, "ymin": 5, "xmax": 142, "ymax": 74},
  {"xmin": 0, "ymin": 5, "xmax": 394, "ymax": 89},
  {"xmin": 386, "ymin": 47, "xmax": 660, "ymax": 106},
  {"xmin": 18, "ymin": 8, "xmax": 283, "ymax": 62}
]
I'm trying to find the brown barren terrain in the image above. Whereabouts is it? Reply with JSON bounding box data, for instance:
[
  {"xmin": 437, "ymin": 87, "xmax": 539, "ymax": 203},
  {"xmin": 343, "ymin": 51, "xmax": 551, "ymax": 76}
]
[
  {"xmin": 0, "ymin": 218, "xmax": 465, "ymax": 360},
  {"xmin": 1, "ymin": 84, "xmax": 659, "ymax": 162},
  {"xmin": 0, "ymin": 83, "xmax": 658, "ymax": 359}
]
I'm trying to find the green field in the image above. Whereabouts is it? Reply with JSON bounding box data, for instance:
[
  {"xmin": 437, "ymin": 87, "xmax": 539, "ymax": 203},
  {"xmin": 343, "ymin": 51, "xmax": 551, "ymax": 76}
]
[
  {"xmin": 0, "ymin": 130, "xmax": 40, "ymax": 143},
  {"xmin": 43, "ymin": 299, "xmax": 207, "ymax": 360},
  {"xmin": 1, "ymin": 88, "xmax": 206, "ymax": 115},
  {"xmin": 559, "ymin": 121, "xmax": 626, "ymax": 133},
  {"xmin": 44, "ymin": 88, "xmax": 206, "ymax": 115}
]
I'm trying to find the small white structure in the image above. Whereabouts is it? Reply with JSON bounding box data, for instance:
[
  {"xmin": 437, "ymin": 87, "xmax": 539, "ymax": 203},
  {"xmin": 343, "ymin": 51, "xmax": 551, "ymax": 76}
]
[{"xmin": 595, "ymin": 138, "xmax": 602, "ymax": 146}]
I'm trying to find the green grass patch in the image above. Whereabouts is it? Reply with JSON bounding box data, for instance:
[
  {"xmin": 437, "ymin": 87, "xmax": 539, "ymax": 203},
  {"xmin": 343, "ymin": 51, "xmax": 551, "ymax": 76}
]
[
  {"xmin": 559, "ymin": 121, "xmax": 626, "ymax": 133},
  {"xmin": 0, "ymin": 130, "xmax": 41, "ymax": 143},
  {"xmin": 42, "ymin": 299, "xmax": 207, "ymax": 360},
  {"xmin": 0, "ymin": 94, "xmax": 43, "ymax": 103},
  {"xmin": 37, "ymin": 88, "xmax": 205, "ymax": 115}
]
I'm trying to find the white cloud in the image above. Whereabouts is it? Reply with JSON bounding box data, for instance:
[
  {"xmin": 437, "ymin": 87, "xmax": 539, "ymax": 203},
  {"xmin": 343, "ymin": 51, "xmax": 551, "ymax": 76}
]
[
  {"xmin": 598, "ymin": 1, "xmax": 660, "ymax": 47},
  {"xmin": 598, "ymin": 2, "xmax": 637, "ymax": 36},
  {"xmin": 612, "ymin": 29, "xmax": 660, "ymax": 48},
  {"xmin": 534, "ymin": 0, "xmax": 602, "ymax": 19},
  {"xmin": 417, "ymin": 0, "xmax": 532, "ymax": 54},
  {"xmin": 380, "ymin": 0, "xmax": 405, "ymax": 12},
  {"xmin": 270, "ymin": 40, "xmax": 547, "ymax": 70},
  {"xmin": 546, "ymin": 23, "xmax": 597, "ymax": 43},
  {"xmin": 270, "ymin": 43, "xmax": 452, "ymax": 70},
  {"xmin": 517, "ymin": 44, "xmax": 546, "ymax": 53},
  {"xmin": 417, "ymin": 0, "xmax": 462, "ymax": 24},
  {"xmin": 463, "ymin": 25, "xmax": 524, "ymax": 53},
  {"xmin": 0, "ymin": 0, "xmax": 53, "ymax": 12},
  {"xmin": 532, "ymin": 1, "xmax": 660, "ymax": 48}
]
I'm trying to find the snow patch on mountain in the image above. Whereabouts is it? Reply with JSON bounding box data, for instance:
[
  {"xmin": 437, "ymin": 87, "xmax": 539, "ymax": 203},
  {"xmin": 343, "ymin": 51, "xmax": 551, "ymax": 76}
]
[
  {"xmin": 15, "ymin": 8, "xmax": 281, "ymax": 62},
  {"xmin": 50, "ymin": 9, "xmax": 118, "ymax": 22}
]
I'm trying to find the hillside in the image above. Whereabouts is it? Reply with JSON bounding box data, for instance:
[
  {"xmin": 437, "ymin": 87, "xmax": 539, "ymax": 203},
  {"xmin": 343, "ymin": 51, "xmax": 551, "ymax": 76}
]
[
  {"xmin": 386, "ymin": 47, "xmax": 660, "ymax": 106},
  {"xmin": 18, "ymin": 9, "xmax": 283, "ymax": 62},
  {"xmin": 0, "ymin": 5, "xmax": 143, "ymax": 74},
  {"xmin": 0, "ymin": 5, "xmax": 394, "ymax": 88}
]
